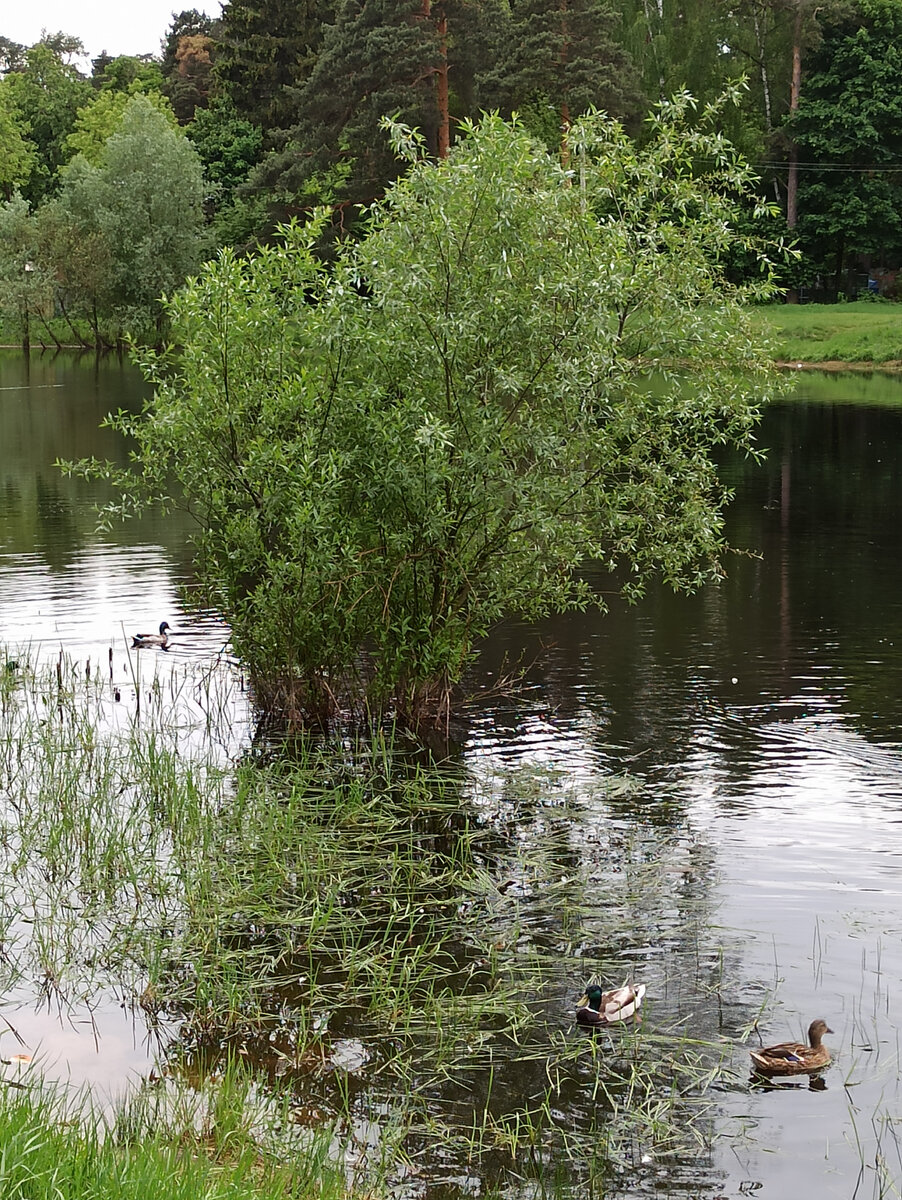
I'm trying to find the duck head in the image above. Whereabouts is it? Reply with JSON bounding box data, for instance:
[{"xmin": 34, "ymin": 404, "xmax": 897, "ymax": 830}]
[
  {"xmin": 808, "ymin": 1019, "xmax": 833, "ymax": 1046},
  {"xmin": 579, "ymin": 985, "xmax": 605, "ymax": 1011}
]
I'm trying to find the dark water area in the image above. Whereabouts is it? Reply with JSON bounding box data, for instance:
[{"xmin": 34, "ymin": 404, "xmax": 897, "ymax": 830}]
[{"xmin": 2, "ymin": 351, "xmax": 902, "ymax": 1198}]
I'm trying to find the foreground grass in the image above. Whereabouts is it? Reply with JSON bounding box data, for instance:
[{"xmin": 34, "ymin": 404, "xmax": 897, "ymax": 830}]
[
  {"xmin": 750, "ymin": 301, "xmax": 902, "ymax": 365},
  {"xmin": 0, "ymin": 1071, "xmax": 337, "ymax": 1200}
]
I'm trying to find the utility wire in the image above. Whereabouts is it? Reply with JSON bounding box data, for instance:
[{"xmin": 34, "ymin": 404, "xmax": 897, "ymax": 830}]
[{"xmin": 758, "ymin": 161, "xmax": 902, "ymax": 172}]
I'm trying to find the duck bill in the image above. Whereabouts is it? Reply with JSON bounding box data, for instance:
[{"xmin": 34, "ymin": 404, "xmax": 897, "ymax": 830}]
[{"xmin": 576, "ymin": 994, "xmax": 589, "ymax": 1008}]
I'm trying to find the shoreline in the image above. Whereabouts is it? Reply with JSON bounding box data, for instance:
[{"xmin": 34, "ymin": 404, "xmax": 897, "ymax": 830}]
[
  {"xmin": 4, "ymin": 345, "xmax": 902, "ymax": 374},
  {"xmin": 777, "ymin": 359, "xmax": 902, "ymax": 373}
]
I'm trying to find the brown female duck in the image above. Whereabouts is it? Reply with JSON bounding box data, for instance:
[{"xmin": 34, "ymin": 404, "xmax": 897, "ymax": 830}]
[
  {"xmin": 576, "ymin": 982, "xmax": 646, "ymax": 1027},
  {"xmin": 749, "ymin": 1018, "xmax": 833, "ymax": 1076}
]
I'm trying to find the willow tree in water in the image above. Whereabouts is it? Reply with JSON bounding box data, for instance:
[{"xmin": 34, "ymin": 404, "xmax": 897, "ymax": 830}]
[{"xmin": 69, "ymin": 95, "xmax": 788, "ymax": 732}]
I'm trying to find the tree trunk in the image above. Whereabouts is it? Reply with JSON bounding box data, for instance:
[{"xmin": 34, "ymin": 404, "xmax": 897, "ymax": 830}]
[
  {"xmin": 421, "ymin": 0, "xmax": 450, "ymax": 160},
  {"xmin": 36, "ymin": 311, "xmax": 63, "ymax": 349},
  {"xmin": 833, "ymin": 235, "xmax": 845, "ymax": 298},
  {"xmin": 752, "ymin": 8, "xmax": 772, "ymax": 134},
  {"xmin": 58, "ymin": 294, "xmax": 93, "ymax": 349},
  {"xmin": 435, "ymin": 6, "xmax": 449, "ymax": 159},
  {"xmin": 558, "ymin": 0, "xmax": 570, "ymax": 168},
  {"xmin": 560, "ymin": 100, "xmax": 571, "ymax": 169},
  {"xmin": 785, "ymin": 0, "xmax": 803, "ymax": 303}
]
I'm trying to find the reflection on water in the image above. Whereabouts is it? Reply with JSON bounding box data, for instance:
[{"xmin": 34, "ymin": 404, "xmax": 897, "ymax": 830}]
[
  {"xmin": 0, "ymin": 352, "xmax": 209, "ymax": 663},
  {"xmin": 2, "ymin": 355, "xmax": 902, "ymax": 1195}
]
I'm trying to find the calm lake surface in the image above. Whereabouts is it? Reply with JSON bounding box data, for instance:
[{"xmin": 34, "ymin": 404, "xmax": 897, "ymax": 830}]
[{"xmin": 2, "ymin": 351, "xmax": 902, "ymax": 1198}]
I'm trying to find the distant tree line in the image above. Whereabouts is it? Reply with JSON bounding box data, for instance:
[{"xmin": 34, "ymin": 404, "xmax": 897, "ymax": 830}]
[{"xmin": 1, "ymin": 0, "xmax": 902, "ymax": 345}]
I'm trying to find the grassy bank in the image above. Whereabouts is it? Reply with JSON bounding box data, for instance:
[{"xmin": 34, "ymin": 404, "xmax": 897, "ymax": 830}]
[
  {"xmin": 0, "ymin": 1069, "xmax": 341, "ymax": 1200},
  {"xmin": 750, "ymin": 300, "xmax": 902, "ymax": 365},
  {"xmin": 0, "ymin": 314, "xmax": 108, "ymax": 351}
]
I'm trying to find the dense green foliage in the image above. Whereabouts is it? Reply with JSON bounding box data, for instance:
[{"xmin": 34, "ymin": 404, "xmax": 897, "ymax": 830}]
[
  {"xmin": 790, "ymin": 0, "xmax": 902, "ymax": 292},
  {"xmin": 2, "ymin": 1, "xmax": 902, "ymax": 341},
  {"xmin": 0, "ymin": 42, "xmax": 91, "ymax": 201},
  {"xmin": 0, "ymin": 87, "xmax": 33, "ymax": 198},
  {"xmin": 73, "ymin": 105, "xmax": 784, "ymax": 724},
  {"xmin": 0, "ymin": 96, "xmax": 205, "ymax": 346}
]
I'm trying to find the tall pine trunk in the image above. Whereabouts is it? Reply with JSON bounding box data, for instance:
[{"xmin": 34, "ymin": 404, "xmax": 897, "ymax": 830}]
[
  {"xmin": 559, "ymin": 0, "xmax": 570, "ymax": 168},
  {"xmin": 785, "ymin": 1, "xmax": 803, "ymax": 303},
  {"xmin": 435, "ymin": 6, "xmax": 449, "ymax": 158},
  {"xmin": 421, "ymin": 0, "xmax": 450, "ymax": 158}
]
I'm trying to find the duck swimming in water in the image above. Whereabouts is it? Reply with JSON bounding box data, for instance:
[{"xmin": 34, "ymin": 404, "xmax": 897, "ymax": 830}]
[
  {"xmin": 131, "ymin": 621, "xmax": 171, "ymax": 649},
  {"xmin": 576, "ymin": 981, "xmax": 646, "ymax": 1027},
  {"xmin": 749, "ymin": 1019, "xmax": 833, "ymax": 1076}
]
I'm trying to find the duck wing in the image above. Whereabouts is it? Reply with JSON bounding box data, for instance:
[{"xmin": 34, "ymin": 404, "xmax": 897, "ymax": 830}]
[
  {"xmin": 758, "ymin": 1042, "xmax": 807, "ymax": 1061},
  {"xmin": 602, "ymin": 983, "xmax": 646, "ymax": 1022}
]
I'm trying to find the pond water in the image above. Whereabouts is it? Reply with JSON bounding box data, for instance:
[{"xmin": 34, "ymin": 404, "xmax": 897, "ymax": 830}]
[{"xmin": 2, "ymin": 351, "xmax": 902, "ymax": 1198}]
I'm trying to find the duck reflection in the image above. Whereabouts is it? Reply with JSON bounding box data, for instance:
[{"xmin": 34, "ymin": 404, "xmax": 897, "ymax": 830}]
[{"xmin": 750, "ymin": 1071, "xmax": 827, "ymax": 1092}]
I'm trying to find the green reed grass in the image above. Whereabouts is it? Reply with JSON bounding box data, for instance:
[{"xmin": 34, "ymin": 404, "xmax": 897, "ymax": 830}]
[{"xmin": 0, "ymin": 649, "xmax": 745, "ymax": 1198}]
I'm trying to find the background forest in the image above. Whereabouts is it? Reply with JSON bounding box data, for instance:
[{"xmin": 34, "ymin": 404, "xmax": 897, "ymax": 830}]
[{"xmin": 1, "ymin": 0, "xmax": 901, "ymax": 346}]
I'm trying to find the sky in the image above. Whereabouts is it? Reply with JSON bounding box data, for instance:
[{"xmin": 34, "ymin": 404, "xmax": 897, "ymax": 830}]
[{"xmin": 3, "ymin": 1, "xmax": 223, "ymax": 62}]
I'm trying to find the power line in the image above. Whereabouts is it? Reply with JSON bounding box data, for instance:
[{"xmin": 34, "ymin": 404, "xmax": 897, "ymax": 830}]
[{"xmin": 758, "ymin": 161, "xmax": 902, "ymax": 172}]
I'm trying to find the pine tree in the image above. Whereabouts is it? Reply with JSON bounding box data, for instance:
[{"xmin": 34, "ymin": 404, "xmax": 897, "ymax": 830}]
[
  {"xmin": 249, "ymin": 0, "xmax": 448, "ymax": 209},
  {"xmin": 161, "ymin": 10, "xmax": 223, "ymax": 122},
  {"xmin": 479, "ymin": 0, "xmax": 641, "ymax": 153},
  {"xmin": 247, "ymin": 0, "xmax": 503, "ymax": 214},
  {"xmin": 790, "ymin": 0, "xmax": 902, "ymax": 292},
  {"xmin": 216, "ymin": 0, "xmax": 328, "ymax": 129}
]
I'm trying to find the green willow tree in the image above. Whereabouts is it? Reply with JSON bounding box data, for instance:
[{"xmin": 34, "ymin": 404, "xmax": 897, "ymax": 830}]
[
  {"xmin": 70, "ymin": 101, "xmax": 787, "ymax": 731},
  {"xmin": 0, "ymin": 194, "xmax": 54, "ymax": 348},
  {"xmin": 57, "ymin": 96, "xmax": 206, "ymax": 341}
]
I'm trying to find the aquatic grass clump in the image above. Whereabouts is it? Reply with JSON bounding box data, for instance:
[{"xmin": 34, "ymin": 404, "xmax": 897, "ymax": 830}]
[
  {"xmin": 152, "ymin": 751, "xmax": 530, "ymax": 1051},
  {"xmin": 0, "ymin": 655, "xmax": 238, "ymax": 1002},
  {"xmin": 0, "ymin": 651, "xmax": 530, "ymax": 1060},
  {"xmin": 0, "ymin": 650, "xmax": 753, "ymax": 1198}
]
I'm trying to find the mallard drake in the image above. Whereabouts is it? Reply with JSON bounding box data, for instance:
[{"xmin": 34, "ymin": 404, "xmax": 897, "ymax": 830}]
[
  {"xmin": 749, "ymin": 1019, "xmax": 833, "ymax": 1076},
  {"xmin": 576, "ymin": 981, "xmax": 646, "ymax": 1027},
  {"xmin": 131, "ymin": 621, "xmax": 171, "ymax": 649}
]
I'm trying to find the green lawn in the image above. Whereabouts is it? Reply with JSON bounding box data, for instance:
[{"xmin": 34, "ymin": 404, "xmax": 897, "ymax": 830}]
[{"xmin": 749, "ymin": 301, "xmax": 902, "ymax": 364}]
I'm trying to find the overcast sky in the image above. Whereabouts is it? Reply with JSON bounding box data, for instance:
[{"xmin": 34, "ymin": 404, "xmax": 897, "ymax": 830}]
[{"xmin": 4, "ymin": 2, "xmax": 223, "ymax": 62}]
